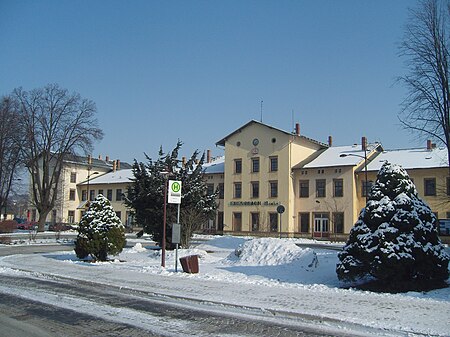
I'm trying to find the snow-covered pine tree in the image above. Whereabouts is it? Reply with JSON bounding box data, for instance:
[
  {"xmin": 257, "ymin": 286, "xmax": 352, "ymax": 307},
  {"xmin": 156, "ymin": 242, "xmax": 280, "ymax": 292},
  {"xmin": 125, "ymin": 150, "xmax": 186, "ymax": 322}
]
[
  {"xmin": 75, "ymin": 194, "xmax": 126, "ymax": 261},
  {"xmin": 336, "ymin": 161, "xmax": 449, "ymax": 291},
  {"xmin": 125, "ymin": 141, "xmax": 218, "ymax": 248}
]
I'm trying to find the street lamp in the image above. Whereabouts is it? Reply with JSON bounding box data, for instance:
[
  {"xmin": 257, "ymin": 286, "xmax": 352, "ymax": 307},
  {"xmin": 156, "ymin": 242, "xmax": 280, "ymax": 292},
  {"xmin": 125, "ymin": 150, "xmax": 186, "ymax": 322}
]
[{"xmin": 340, "ymin": 146, "xmax": 369, "ymax": 203}]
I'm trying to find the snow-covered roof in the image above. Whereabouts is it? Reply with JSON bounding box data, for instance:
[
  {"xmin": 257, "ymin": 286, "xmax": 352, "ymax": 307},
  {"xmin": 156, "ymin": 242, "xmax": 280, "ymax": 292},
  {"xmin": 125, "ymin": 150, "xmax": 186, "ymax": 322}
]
[
  {"xmin": 365, "ymin": 147, "xmax": 448, "ymax": 172},
  {"xmin": 203, "ymin": 156, "xmax": 225, "ymax": 174},
  {"xmin": 79, "ymin": 169, "xmax": 134, "ymax": 185},
  {"xmin": 298, "ymin": 143, "xmax": 382, "ymax": 169}
]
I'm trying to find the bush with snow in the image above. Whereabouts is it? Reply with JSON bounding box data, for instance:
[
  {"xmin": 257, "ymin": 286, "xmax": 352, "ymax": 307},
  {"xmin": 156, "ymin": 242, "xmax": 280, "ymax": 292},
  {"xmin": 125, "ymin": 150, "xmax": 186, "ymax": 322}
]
[
  {"xmin": 336, "ymin": 162, "xmax": 449, "ymax": 291},
  {"xmin": 75, "ymin": 194, "xmax": 126, "ymax": 261}
]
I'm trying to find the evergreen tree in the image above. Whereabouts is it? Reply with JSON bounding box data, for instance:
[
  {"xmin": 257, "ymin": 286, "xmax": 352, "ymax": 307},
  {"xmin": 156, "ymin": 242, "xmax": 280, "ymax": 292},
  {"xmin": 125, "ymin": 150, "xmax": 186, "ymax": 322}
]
[
  {"xmin": 75, "ymin": 194, "xmax": 126, "ymax": 261},
  {"xmin": 337, "ymin": 161, "xmax": 449, "ymax": 291},
  {"xmin": 125, "ymin": 141, "xmax": 218, "ymax": 248}
]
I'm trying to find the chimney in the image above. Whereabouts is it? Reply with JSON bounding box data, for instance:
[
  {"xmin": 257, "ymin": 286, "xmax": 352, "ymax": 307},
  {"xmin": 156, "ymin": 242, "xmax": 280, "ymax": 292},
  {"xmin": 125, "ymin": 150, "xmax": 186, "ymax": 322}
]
[
  {"xmin": 328, "ymin": 136, "xmax": 333, "ymax": 147},
  {"xmin": 112, "ymin": 160, "xmax": 116, "ymax": 172},
  {"xmin": 182, "ymin": 156, "xmax": 186, "ymax": 167},
  {"xmin": 427, "ymin": 139, "xmax": 432, "ymax": 150},
  {"xmin": 361, "ymin": 136, "xmax": 367, "ymax": 151},
  {"xmin": 98, "ymin": 154, "xmax": 102, "ymax": 160},
  {"xmin": 295, "ymin": 123, "xmax": 300, "ymax": 136},
  {"xmin": 117, "ymin": 159, "xmax": 120, "ymax": 170},
  {"xmin": 105, "ymin": 155, "xmax": 110, "ymax": 162},
  {"xmin": 207, "ymin": 150, "xmax": 211, "ymax": 163}
]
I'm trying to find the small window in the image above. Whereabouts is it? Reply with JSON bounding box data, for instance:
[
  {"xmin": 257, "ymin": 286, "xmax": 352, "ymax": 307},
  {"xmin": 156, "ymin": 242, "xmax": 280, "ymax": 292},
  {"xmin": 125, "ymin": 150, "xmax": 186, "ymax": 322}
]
[
  {"xmin": 424, "ymin": 178, "xmax": 436, "ymax": 196},
  {"xmin": 269, "ymin": 181, "xmax": 278, "ymax": 198},
  {"xmin": 270, "ymin": 156, "xmax": 278, "ymax": 172},
  {"xmin": 251, "ymin": 181, "xmax": 259, "ymax": 198},
  {"xmin": 333, "ymin": 213, "xmax": 344, "ymax": 233},
  {"xmin": 69, "ymin": 189, "xmax": 76, "ymax": 201},
  {"xmin": 98, "ymin": 189, "xmax": 104, "ymax": 196},
  {"xmin": 252, "ymin": 157, "xmax": 260, "ymax": 173},
  {"xmin": 251, "ymin": 212, "xmax": 260, "ymax": 231},
  {"xmin": 68, "ymin": 210, "xmax": 75, "ymax": 223},
  {"xmin": 234, "ymin": 182, "xmax": 242, "ymax": 199},
  {"xmin": 233, "ymin": 212, "xmax": 242, "ymax": 232},
  {"xmin": 116, "ymin": 211, "xmax": 121, "ymax": 221},
  {"xmin": 218, "ymin": 183, "xmax": 224, "ymax": 199},
  {"xmin": 89, "ymin": 190, "xmax": 95, "ymax": 201},
  {"xmin": 299, "ymin": 180, "xmax": 309, "ymax": 198},
  {"xmin": 299, "ymin": 213, "xmax": 309, "ymax": 233},
  {"xmin": 207, "ymin": 184, "xmax": 215, "ymax": 195},
  {"xmin": 107, "ymin": 189, "xmax": 113, "ymax": 201},
  {"xmin": 235, "ymin": 159, "xmax": 242, "ymax": 174},
  {"xmin": 70, "ymin": 172, "xmax": 77, "ymax": 183},
  {"xmin": 447, "ymin": 177, "xmax": 450, "ymax": 196},
  {"xmin": 334, "ymin": 179, "xmax": 343, "ymax": 197},
  {"xmin": 316, "ymin": 179, "xmax": 326, "ymax": 198},
  {"xmin": 116, "ymin": 189, "xmax": 123, "ymax": 201},
  {"xmin": 81, "ymin": 190, "xmax": 87, "ymax": 201},
  {"xmin": 362, "ymin": 181, "xmax": 373, "ymax": 197},
  {"xmin": 269, "ymin": 213, "xmax": 278, "ymax": 232}
]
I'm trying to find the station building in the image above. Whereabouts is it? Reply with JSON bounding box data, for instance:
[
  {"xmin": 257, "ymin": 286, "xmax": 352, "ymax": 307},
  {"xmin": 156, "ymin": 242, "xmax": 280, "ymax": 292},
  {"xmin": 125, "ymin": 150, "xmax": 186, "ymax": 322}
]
[{"xmin": 28, "ymin": 120, "xmax": 449, "ymax": 239}]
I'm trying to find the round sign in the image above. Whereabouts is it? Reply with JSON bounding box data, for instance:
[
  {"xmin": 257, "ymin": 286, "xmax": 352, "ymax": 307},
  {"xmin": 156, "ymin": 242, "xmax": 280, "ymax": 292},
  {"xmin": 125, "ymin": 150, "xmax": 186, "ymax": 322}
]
[
  {"xmin": 276, "ymin": 205, "xmax": 285, "ymax": 214},
  {"xmin": 171, "ymin": 181, "xmax": 181, "ymax": 193}
]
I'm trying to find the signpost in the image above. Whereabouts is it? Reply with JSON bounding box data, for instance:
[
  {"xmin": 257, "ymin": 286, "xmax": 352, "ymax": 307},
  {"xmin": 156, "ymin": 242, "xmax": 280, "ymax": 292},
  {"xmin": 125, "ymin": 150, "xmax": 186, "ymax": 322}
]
[
  {"xmin": 168, "ymin": 180, "xmax": 182, "ymax": 271},
  {"xmin": 276, "ymin": 204, "xmax": 285, "ymax": 239}
]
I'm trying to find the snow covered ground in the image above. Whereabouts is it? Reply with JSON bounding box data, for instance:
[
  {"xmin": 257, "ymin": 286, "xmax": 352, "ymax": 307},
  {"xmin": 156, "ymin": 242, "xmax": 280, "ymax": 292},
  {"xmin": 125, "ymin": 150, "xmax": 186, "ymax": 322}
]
[{"xmin": 0, "ymin": 234, "xmax": 449, "ymax": 336}]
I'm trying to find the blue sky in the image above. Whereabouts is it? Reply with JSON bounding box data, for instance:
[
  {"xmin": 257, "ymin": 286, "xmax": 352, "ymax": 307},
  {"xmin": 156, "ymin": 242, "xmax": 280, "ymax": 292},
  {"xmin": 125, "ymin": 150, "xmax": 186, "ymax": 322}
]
[{"xmin": 1, "ymin": 0, "xmax": 420, "ymax": 164}]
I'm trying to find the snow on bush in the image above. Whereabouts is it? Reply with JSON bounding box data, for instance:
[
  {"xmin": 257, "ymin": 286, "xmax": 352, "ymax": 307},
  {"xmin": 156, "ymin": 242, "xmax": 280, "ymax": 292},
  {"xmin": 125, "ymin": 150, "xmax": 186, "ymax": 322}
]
[
  {"xmin": 230, "ymin": 238, "xmax": 317, "ymax": 267},
  {"xmin": 75, "ymin": 194, "xmax": 126, "ymax": 261},
  {"xmin": 336, "ymin": 161, "xmax": 449, "ymax": 291}
]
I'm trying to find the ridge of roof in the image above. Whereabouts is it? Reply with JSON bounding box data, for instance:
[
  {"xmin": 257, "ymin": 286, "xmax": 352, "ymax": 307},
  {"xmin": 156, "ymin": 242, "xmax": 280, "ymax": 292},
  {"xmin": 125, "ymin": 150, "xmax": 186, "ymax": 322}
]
[{"xmin": 215, "ymin": 120, "xmax": 328, "ymax": 148}]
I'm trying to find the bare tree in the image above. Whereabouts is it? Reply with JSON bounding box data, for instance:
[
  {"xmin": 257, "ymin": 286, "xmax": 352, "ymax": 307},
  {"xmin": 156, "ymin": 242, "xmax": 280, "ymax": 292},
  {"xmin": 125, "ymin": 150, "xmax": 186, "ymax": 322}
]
[
  {"xmin": 399, "ymin": 0, "xmax": 450, "ymax": 174},
  {"xmin": 0, "ymin": 96, "xmax": 23, "ymax": 219},
  {"xmin": 11, "ymin": 84, "xmax": 103, "ymax": 231}
]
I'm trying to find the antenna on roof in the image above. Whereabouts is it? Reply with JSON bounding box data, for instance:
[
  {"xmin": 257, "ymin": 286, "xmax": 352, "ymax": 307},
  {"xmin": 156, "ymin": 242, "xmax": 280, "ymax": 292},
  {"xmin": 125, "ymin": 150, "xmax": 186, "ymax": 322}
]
[{"xmin": 260, "ymin": 100, "xmax": 263, "ymax": 122}]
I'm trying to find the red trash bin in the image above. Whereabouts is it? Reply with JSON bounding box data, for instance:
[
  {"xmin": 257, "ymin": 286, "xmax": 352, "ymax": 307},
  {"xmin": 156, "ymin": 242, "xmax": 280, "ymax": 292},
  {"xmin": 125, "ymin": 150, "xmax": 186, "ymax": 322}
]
[{"xmin": 179, "ymin": 255, "xmax": 199, "ymax": 273}]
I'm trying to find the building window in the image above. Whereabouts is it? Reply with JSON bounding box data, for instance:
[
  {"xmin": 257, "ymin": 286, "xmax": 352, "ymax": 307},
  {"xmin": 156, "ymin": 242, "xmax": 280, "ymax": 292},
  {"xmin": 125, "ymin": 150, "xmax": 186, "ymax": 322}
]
[
  {"xmin": 89, "ymin": 190, "xmax": 95, "ymax": 201},
  {"xmin": 424, "ymin": 178, "xmax": 436, "ymax": 196},
  {"xmin": 333, "ymin": 179, "xmax": 343, "ymax": 197},
  {"xmin": 252, "ymin": 157, "xmax": 260, "ymax": 173},
  {"xmin": 316, "ymin": 179, "xmax": 326, "ymax": 198},
  {"xmin": 69, "ymin": 189, "xmax": 76, "ymax": 201},
  {"xmin": 234, "ymin": 182, "xmax": 242, "ymax": 199},
  {"xmin": 299, "ymin": 180, "xmax": 309, "ymax": 198},
  {"xmin": 233, "ymin": 212, "xmax": 242, "ymax": 232},
  {"xmin": 107, "ymin": 189, "xmax": 113, "ymax": 201},
  {"xmin": 362, "ymin": 180, "xmax": 373, "ymax": 197},
  {"xmin": 116, "ymin": 189, "xmax": 123, "ymax": 201},
  {"xmin": 68, "ymin": 210, "xmax": 75, "ymax": 223},
  {"xmin": 98, "ymin": 189, "xmax": 104, "ymax": 196},
  {"xmin": 70, "ymin": 172, "xmax": 77, "ymax": 183},
  {"xmin": 251, "ymin": 212, "xmax": 260, "ymax": 231},
  {"xmin": 269, "ymin": 181, "xmax": 278, "ymax": 198},
  {"xmin": 218, "ymin": 183, "xmax": 224, "ymax": 199},
  {"xmin": 269, "ymin": 213, "xmax": 278, "ymax": 232},
  {"xmin": 299, "ymin": 213, "xmax": 309, "ymax": 233},
  {"xmin": 333, "ymin": 212, "xmax": 344, "ymax": 233},
  {"xmin": 81, "ymin": 190, "xmax": 87, "ymax": 201},
  {"xmin": 116, "ymin": 211, "xmax": 121, "ymax": 222},
  {"xmin": 270, "ymin": 156, "xmax": 278, "ymax": 172},
  {"xmin": 207, "ymin": 184, "xmax": 215, "ymax": 195},
  {"xmin": 251, "ymin": 181, "xmax": 259, "ymax": 198},
  {"xmin": 234, "ymin": 159, "xmax": 242, "ymax": 174}
]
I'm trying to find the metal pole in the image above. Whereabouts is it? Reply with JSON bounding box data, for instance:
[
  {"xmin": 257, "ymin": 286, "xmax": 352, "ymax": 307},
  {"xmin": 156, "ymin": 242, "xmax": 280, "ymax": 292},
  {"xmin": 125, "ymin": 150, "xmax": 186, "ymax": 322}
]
[
  {"xmin": 175, "ymin": 203, "xmax": 180, "ymax": 272},
  {"xmin": 364, "ymin": 147, "xmax": 368, "ymax": 204},
  {"xmin": 279, "ymin": 213, "xmax": 282, "ymax": 239},
  {"xmin": 162, "ymin": 179, "xmax": 167, "ymax": 268}
]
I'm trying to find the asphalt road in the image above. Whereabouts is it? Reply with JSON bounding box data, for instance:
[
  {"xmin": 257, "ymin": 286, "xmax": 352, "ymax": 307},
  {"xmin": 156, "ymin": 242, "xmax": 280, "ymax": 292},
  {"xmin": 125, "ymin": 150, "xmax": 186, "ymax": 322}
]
[
  {"xmin": 0, "ymin": 244, "xmax": 366, "ymax": 337},
  {"xmin": 0, "ymin": 273, "xmax": 346, "ymax": 337}
]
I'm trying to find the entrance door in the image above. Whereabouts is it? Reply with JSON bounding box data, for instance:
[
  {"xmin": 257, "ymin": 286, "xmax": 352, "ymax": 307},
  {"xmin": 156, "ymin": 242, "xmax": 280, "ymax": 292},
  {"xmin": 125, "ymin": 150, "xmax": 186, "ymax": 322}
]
[{"xmin": 314, "ymin": 214, "xmax": 329, "ymax": 238}]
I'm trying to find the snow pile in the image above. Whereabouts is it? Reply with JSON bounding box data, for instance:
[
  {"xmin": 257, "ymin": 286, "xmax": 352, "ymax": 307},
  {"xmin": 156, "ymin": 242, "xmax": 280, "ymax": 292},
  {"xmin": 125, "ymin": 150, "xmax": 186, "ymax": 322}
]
[
  {"xmin": 230, "ymin": 238, "xmax": 317, "ymax": 267},
  {"xmin": 128, "ymin": 243, "xmax": 147, "ymax": 253}
]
